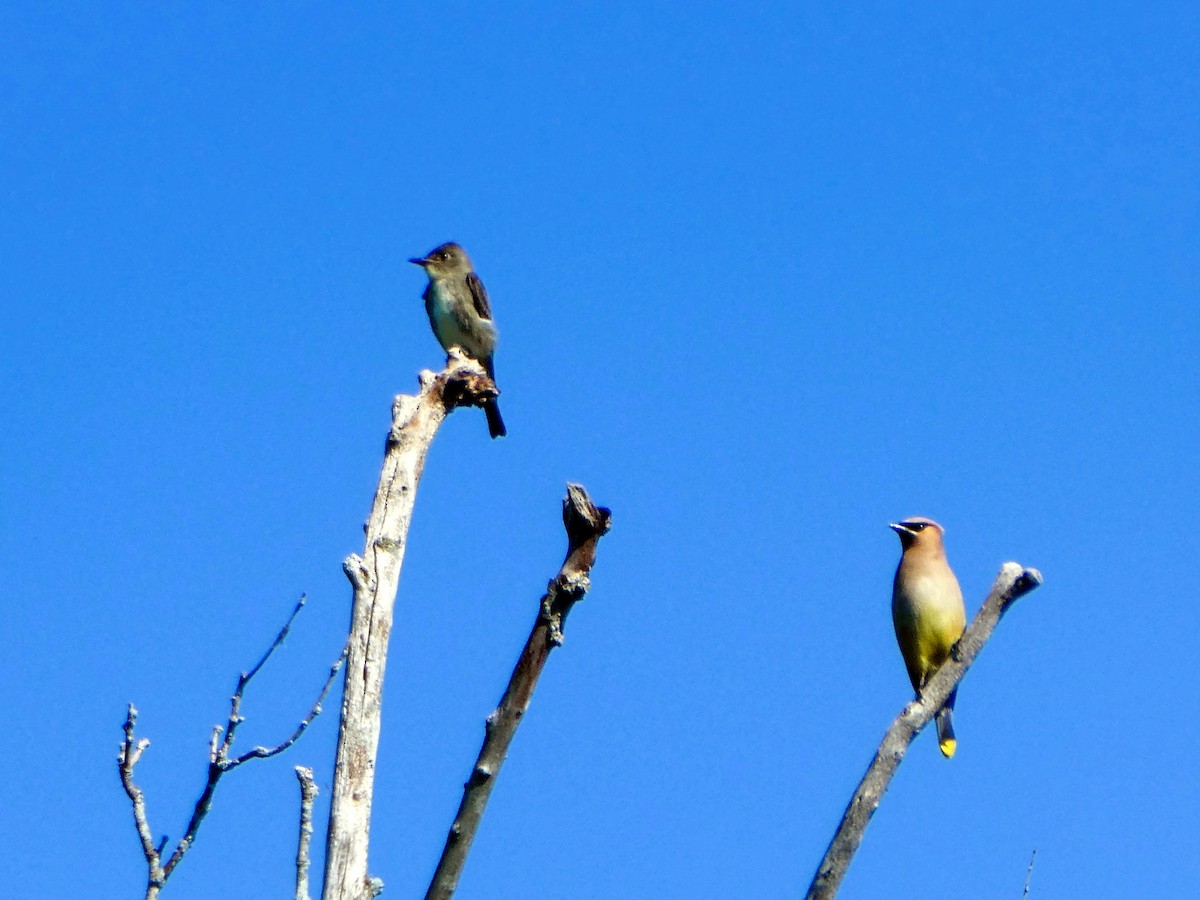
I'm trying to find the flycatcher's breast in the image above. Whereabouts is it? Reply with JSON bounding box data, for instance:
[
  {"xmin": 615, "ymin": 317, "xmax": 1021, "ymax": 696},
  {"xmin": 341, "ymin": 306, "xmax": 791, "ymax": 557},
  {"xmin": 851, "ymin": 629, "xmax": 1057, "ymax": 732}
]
[{"xmin": 426, "ymin": 282, "xmax": 496, "ymax": 358}]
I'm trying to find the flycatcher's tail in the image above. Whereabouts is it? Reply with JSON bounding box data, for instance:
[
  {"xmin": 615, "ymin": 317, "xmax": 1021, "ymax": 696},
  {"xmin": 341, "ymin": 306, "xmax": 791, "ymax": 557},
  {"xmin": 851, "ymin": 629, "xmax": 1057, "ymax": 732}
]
[{"xmin": 485, "ymin": 399, "xmax": 507, "ymax": 439}]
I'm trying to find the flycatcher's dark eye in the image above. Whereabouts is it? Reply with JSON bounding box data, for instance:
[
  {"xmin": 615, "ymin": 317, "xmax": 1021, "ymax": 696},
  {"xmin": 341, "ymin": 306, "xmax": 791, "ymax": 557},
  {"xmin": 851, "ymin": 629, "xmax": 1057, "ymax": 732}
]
[{"xmin": 907, "ymin": 522, "xmax": 927, "ymax": 531}]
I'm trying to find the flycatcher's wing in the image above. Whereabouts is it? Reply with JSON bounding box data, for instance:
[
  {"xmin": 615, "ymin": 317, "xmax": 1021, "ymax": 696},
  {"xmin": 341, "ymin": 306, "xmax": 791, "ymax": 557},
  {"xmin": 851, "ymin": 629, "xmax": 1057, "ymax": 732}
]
[{"xmin": 465, "ymin": 272, "xmax": 494, "ymax": 321}]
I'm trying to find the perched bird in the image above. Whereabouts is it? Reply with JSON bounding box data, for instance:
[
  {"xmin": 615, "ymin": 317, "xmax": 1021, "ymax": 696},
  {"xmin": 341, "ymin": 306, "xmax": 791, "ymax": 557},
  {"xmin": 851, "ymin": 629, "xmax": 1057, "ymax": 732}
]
[
  {"xmin": 890, "ymin": 517, "xmax": 966, "ymax": 758},
  {"xmin": 409, "ymin": 242, "xmax": 507, "ymax": 438}
]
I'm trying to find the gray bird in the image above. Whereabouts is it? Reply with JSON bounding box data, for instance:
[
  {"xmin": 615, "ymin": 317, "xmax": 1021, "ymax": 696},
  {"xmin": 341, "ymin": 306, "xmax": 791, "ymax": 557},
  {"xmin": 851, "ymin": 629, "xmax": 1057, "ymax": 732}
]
[
  {"xmin": 409, "ymin": 242, "xmax": 506, "ymax": 438},
  {"xmin": 890, "ymin": 517, "xmax": 966, "ymax": 758}
]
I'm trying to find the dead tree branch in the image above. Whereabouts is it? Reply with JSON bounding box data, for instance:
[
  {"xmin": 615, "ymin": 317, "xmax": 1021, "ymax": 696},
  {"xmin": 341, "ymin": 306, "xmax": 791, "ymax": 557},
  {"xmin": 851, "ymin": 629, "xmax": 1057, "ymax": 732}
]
[
  {"xmin": 323, "ymin": 351, "xmax": 501, "ymax": 900},
  {"xmin": 1022, "ymin": 847, "xmax": 1037, "ymax": 898},
  {"xmin": 119, "ymin": 595, "xmax": 345, "ymax": 899},
  {"xmin": 118, "ymin": 706, "xmax": 163, "ymax": 896},
  {"xmin": 424, "ymin": 483, "xmax": 612, "ymax": 900},
  {"xmin": 806, "ymin": 563, "xmax": 1043, "ymax": 900},
  {"xmin": 295, "ymin": 766, "xmax": 319, "ymax": 900}
]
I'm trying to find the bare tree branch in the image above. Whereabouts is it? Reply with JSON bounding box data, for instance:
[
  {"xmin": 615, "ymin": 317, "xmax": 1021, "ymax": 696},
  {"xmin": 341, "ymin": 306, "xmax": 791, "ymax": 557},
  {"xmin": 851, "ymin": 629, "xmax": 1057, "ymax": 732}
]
[
  {"xmin": 806, "ymin": 563, "xmax": 1044, "ymax": 900},
  {"xmin": 118, "ymin": 705, "xmax": 166, "ymax": 899},
  {"xmin": 425, "ymin": 483, "xmax": 612, "ymax": 900},
  {"xmin": 295, "ymin": 767, "xmax": 319, "ymax": 900},
  {"xmin": 1022, "ymin": 847, "xmax": 1037, "ymax": 898},
  {"xmin": 323, "ymin": 351, "xmax": 501, "ymax": 900},
  {"xmin": 119, "ymin": 595, "xmax": 345, "ymax": 898},
  {"xmin": 230, "ymin": 643, "xmax": 348, "ymax": 766}
]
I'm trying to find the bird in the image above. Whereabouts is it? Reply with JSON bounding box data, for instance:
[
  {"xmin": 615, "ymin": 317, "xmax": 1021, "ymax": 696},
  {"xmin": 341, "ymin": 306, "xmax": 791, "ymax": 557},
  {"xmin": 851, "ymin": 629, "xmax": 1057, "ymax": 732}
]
[
  {"xmin": 409, "ymin": 242, "xmax": 506, "ymax": 438},
  {"xmin": 889, "ymin": 517, "xmax": 967, "ymax": 758}
]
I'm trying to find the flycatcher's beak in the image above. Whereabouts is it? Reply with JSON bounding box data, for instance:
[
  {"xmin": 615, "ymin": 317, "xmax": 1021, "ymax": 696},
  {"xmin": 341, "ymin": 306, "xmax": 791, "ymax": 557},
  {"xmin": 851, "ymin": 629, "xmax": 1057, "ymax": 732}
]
[
  {"xmin": 889, "ymin": 522, "xmax": 912, "ymax": 536},
  {"xmin": 409, "ymin": 256, "xmax": 429, "ymax": 267}
]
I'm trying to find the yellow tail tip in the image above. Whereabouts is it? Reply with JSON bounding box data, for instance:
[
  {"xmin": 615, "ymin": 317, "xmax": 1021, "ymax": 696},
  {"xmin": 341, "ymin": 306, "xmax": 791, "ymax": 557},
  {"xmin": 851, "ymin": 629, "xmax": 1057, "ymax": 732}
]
[{"xmin": 939, "ymin": 737, "xmax": 957, "ymax": 758}]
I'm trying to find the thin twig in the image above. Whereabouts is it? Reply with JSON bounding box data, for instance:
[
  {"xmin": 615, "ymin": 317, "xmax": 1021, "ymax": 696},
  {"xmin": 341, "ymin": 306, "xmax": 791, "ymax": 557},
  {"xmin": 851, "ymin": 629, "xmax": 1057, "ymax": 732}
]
[
  {"xmin": 806, "ymin": 563, "xmax": 1044, "ymax": 900},
  {"xmin": 295, "ymin": 766, "xmax": 319, "ymax": 900},
  {"xmin": 217, "ymin": 595, "xmax": 310, "ymax": 761},
  {"xmin": 231, "ymin": 643, "xmax": 349, "ymax": 765},
  {"xmin": 424, "ymin": 484, "xmax": 612, "ymax": 900},
  {"xmin": 1022, "ymin": 847, "xmax": 1037, "ymax": 898}
]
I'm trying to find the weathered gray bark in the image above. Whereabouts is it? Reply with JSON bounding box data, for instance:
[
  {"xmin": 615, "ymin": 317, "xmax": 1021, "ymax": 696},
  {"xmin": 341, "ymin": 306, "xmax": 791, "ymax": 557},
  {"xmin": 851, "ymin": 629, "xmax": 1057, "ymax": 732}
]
[
  {"xmin": 295, "ymin": 766, "xmax": 318, "ymax": 900},
  {"xmin": 322, "ymin": 351, "xmax": 501, "ymax": 900},
  {"xmin": 806, "ymin": 562, "xmax": 1043, "ymax": 900}
]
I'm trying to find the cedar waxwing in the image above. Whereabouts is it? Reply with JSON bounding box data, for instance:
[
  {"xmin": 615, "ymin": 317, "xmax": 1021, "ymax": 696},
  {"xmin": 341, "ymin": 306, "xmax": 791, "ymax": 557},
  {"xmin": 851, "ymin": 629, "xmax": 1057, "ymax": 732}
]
[{"xmin": 890, "ymin": 517, "xmax": 966, "ymax": 758}]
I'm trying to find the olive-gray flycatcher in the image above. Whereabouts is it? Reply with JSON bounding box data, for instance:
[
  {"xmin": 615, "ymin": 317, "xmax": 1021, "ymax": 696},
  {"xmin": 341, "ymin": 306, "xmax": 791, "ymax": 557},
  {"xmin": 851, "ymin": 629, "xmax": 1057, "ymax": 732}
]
[{"xmin": 409, "ymin": 242, "xmax": 506, "ymax": 438}]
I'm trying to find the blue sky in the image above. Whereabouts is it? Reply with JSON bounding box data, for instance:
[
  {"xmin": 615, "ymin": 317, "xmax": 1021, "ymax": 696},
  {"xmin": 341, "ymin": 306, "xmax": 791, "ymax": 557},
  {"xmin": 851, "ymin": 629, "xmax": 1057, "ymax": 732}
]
[{"xmin": 2, "ymin": 3, "xmax": 1197, "ymax": 898}]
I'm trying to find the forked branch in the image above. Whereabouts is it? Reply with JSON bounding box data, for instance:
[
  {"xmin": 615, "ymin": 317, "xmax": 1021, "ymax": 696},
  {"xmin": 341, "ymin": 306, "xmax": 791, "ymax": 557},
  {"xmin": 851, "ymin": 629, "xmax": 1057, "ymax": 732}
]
[{"xmin": 119, "ymin": 595, "xmax": 346, "ymax": 899}]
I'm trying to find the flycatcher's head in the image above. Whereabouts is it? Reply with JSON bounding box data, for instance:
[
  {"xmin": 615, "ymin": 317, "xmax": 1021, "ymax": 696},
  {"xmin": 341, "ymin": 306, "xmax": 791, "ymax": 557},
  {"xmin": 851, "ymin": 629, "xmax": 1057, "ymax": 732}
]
[
  {"xmin": 889, "ymin": 517, "xmax": 946, "ymax": 553},
  {"xmin": 409, "ymin": 242, "xmax": 473, "ymax": 278}
]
